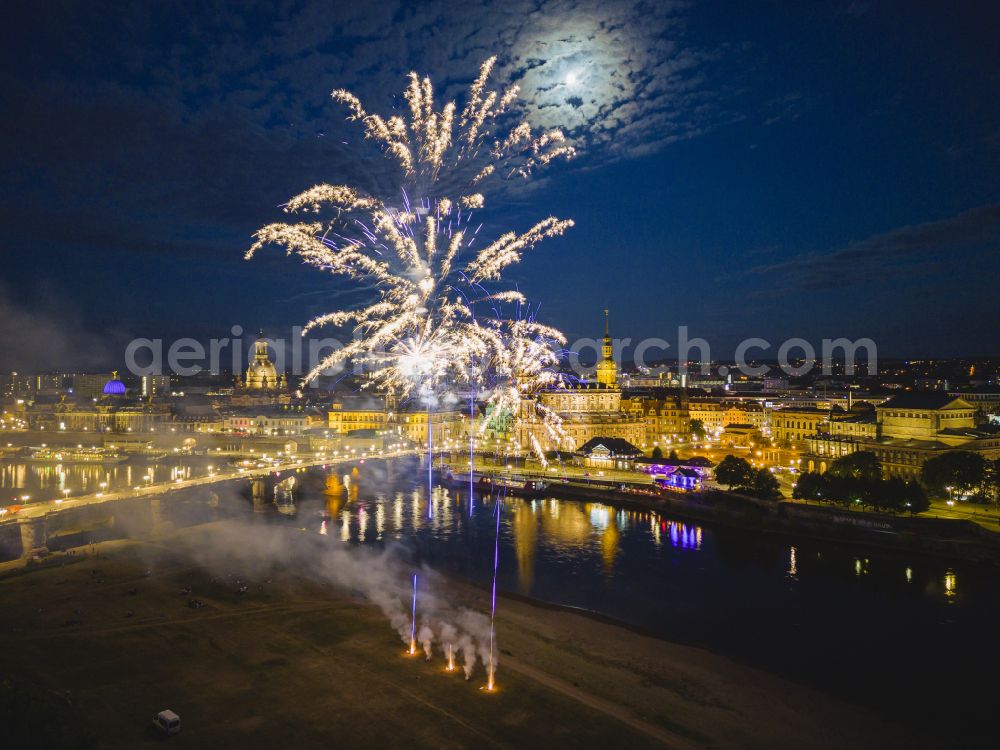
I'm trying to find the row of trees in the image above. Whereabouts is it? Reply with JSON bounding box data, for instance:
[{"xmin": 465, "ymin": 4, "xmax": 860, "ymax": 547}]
[
  {"xmin": 919, "ymin": 451, "xmax": 1000, "ymax": 503},
  {"xmin": 793, "ymin": 471, "xmax": 930, "ymax": 514},
  {"xmin": 791, "ymin": 450, "xmax": 935, "ymax": 514},
  {"xmin": 714, "ymin": 455, "xmax": 782, "ymax": 500}
]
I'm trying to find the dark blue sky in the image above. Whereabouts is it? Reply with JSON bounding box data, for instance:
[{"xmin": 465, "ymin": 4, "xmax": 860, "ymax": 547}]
[{"xmin": 2, "ymin": 0, "xmax": 999, "ymax": 370}]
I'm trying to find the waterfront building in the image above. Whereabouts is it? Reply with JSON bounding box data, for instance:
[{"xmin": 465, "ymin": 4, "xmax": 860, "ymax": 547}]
[
  {"xmin": 225, "ymin": 408, "xmax": 310, "ymax": 436},
  {"xmin": 395, "ymin": 406, "xmax": 465, "ymax": 447},
  {"xmin": 805, "ymin": 392, "xmax": 1000, "ymax": 478},
  {"xmin": 575, "ymin": 436, "xmax": 642, "ymax": 469},
  {"xmin": 328, "ymin": 396, "xmax": 389, "ymax": 434},
  {"xmin": 39, "ymin": 397, "xmax": 174, "ymax": 433}
]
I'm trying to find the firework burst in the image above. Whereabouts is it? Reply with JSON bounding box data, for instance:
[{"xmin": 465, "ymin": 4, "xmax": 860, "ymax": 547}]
[{"xmin": 246, "ymin": 59, "xmax": 575, "ymax": 437}]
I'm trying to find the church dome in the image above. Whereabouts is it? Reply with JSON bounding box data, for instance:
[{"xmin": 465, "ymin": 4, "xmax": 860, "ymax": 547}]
[
  {"xmin": 245, "ymin": 333, "xmax": 283, "ymax": 390},
  {"xmin": 248, "ymin": 359, "xmax": 278, "ymax": 380},
  {"xmin": 103, "ymin": 372, "xmax": 126, "ymax": 396}
]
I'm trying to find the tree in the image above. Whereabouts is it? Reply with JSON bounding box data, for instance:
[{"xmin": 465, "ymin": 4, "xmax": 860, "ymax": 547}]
[
  {"xmin": 715, "ymin": 454, "xmax": 754, "ymax": 491},
  {"xmin": 748, "ymin": 468, "xmax": 782, "ymax": 500},
  {"xmin": 793, "ymin": 471, "xmax": 827, "ymax": 501},
  {"xmin": 987, "ymin": 458, "xmax": 1000, "ymax": 507},
  {"xmin": 903, "ymin": 481, "xmax": 930, "ymax": 515},
  {"xmin": 690, "ymin": 419, "xmax": 706, "ymax": 440},
  {"xmin": 650, "ymin": 445, "xmax": 664, "ymax": 459},
  {"xmin": 877, "ymin": 477, "xmax": 908, "ymax": 513},
  {"xmin": 668, "ymin": 449, "xmax": 679, "ymax": 461},
  {"xmin": 827, "ymin": 451, "xmax": 883, "ymax": 482},
  {"xmin": 920, "ymin": 451, "xmax": 986, "ymax": 498}
]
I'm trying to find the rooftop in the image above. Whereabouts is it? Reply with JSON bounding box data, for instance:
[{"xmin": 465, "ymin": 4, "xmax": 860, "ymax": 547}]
[
  {"xmin": 575, "ymin": 437, "xmax": 643, "ymax": 456},
  {"xmin": 878, "ymin": 392, "xmax": 966, "ymax": 410}
]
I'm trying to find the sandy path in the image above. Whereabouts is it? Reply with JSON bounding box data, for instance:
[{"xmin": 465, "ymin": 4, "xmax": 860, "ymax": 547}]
[{"xmin": 503, "ymin": 655, "xmax": 694, "ymax": 749}]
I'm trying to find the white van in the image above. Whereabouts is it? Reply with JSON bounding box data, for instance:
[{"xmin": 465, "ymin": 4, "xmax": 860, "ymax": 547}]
[{"xmin": 152, "ymin": 710, "xmax": 181, "ymax": 736}]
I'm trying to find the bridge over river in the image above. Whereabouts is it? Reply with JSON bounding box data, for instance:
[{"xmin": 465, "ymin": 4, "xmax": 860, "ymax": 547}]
[{"xmin": 1, "ymin": 450, "xmax": 419, "ymax": 559}]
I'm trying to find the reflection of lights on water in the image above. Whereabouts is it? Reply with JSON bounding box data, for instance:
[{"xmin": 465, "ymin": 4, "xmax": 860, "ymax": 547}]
[
  {"xmin": 854, "ymin": 558, "xmax": 870, "ymax": 576},
  {"xmin": 319, "ymin": 519, "xmax": 328, "ymax": 536},
  {"xmin": 944, "ymin": 569, "xmax": 957, "ymax": 597},
  {"xmin": 340, "ymin": 510, "xmax": 350, "ymax": 542},
  {"xmin": 787, "ymin": 546, "xmax": 798, "ymax": 578},
  {"xmin": 589, "ymin": 505, "xmax": 609, "ymax": 529},
  {"xmin": 905, "ymin": 567, "xmax": 913, "ymax": 583}
]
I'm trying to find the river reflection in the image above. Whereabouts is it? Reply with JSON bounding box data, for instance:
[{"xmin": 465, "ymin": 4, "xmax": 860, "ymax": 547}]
[
  {"xmin": 311, "ymin": 482, "xmax": 707, "ymax": 593},
  {"xmin": 1, "ymin": 457, "xmax": 219, "ymax": 503}
]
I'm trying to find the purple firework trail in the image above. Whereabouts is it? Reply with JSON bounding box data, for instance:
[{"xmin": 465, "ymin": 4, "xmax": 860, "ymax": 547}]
[
  {"xmin": 427, "ymin": 415, "xmax": 433, "ymax": 519},
  {"xmin": 410, "ymin": 572, "xmax": 418, "ymax": 655},
  {"xmin": 487, "ymin": 491, "xmax": 503, "ymax": 690}
]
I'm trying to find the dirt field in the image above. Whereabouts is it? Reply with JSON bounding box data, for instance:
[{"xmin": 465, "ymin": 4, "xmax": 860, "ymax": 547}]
[{"xmin": 0, "ymin": 522, "xmax": 934, "ymax": 749}]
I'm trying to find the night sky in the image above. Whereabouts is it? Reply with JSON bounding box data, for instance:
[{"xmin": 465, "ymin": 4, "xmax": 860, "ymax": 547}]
[{"xmin": 2, "ymin": 0, "xmax": 999, "ymax": 371}]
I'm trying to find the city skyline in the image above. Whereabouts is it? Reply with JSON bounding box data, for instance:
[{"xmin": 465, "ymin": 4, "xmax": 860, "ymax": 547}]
[
  {"xmin": 2, "ymin": 1, "xmax": 1000, "ymax": 371},
  {"xmin": 3, "ymin": 5, "xmax": 1000, "ymax": 745}
]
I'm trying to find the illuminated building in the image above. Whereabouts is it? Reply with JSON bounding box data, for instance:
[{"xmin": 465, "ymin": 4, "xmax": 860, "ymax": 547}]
[
  {"xmin": 328, "ymin": 396, "xmax": 388, "ymax": 434},
  {"xmin": 575, "ymin": 436, "xmax": 642, "ymax": 469},
  {"xmin": 876, "ymin": 393, "xmax": 976, "ymax": 441},
  {"xmin": 622, "ymin": 393, "xmax": 690, "ymax": 446},
  {"xmin": 948, "ymin": 386, "xmax": 1000, "ymax": 423},
  {"xmin": 225, "ymin": 408, "xmax": 310, "ymax": 435},
  {"xmin": 517, "ymin": 312, "xmax": 646, "ymax": 451},
  {"xmin": 141, "ymin": 375, "xmax": 171, "ymax": 397},
  {"xmin": 70, "ymin": 373, "xmax": 115, "ymax": 399},
  {"xmin": 241, "ymin": 333, "xmax": 287, "ymax": 391},
  {"xmin": 771, "ymin": 407, "xmax": 829, "ymax": 449},
  {"xmin": 805, "ymin": 393, "xmax": 1000, "ymax": 478},
  {"xmin": 395, "ymin": 406, "xmax": 465, "ymax": 447}
]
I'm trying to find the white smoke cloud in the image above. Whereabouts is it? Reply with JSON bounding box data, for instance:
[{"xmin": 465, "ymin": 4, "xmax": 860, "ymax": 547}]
[{"xmin": 177, "ymin": 517, "xmax": 498, "ymax": 682}]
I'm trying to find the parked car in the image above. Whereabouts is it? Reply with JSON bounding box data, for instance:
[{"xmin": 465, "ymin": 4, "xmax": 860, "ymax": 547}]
[{"xmin": 152, "ymin": 710, "xmax": 181, "ymax": 736}]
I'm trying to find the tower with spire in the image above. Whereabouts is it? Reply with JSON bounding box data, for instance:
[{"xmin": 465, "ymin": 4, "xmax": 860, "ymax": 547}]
[{"xmin": 595, "ymin": 308, "xmax": 618, "ymax": 388}]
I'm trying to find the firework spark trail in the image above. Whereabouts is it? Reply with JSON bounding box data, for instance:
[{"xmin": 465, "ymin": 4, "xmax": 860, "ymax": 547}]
[{"xmin": 472, "ymin": 307, "xmax": 569, "ymax": 464}]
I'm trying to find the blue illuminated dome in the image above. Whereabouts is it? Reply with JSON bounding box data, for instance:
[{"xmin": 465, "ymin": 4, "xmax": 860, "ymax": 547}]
[{"xmin": 103, "ymin": 373, "xmax": 126, "ymax": 396}]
